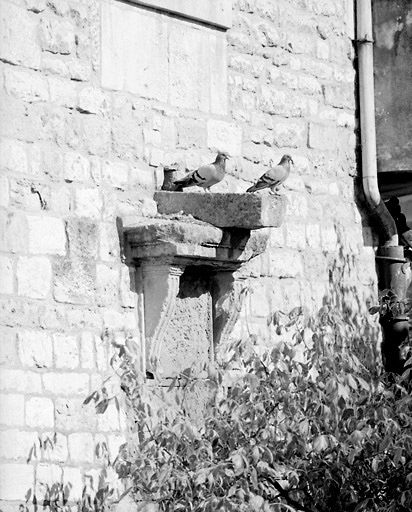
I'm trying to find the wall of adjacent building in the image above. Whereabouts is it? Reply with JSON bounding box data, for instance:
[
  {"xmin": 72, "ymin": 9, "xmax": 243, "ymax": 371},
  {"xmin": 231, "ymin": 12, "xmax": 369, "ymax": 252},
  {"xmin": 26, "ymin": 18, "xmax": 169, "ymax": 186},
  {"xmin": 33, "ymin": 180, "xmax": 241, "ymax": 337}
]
[{"xmin": 0, "ymin": 0, "xmax": 379, "ymax": 507}]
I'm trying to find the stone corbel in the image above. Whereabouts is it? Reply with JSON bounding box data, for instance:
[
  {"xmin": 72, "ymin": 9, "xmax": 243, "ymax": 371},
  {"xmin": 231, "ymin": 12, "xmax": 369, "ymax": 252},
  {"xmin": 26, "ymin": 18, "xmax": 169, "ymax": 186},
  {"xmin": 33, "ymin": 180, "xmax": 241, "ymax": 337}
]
[{"xmin": 123, "ymin": 192, "xmax": 287, "ymax": 376}]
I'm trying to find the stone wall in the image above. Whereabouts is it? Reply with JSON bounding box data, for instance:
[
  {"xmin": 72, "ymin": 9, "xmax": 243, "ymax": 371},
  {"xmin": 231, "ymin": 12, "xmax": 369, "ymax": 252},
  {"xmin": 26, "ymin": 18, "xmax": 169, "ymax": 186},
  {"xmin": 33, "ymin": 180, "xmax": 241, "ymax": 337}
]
[{"xmin": 0, "ymin": 0, "xmax": 379, "ymax": 507}]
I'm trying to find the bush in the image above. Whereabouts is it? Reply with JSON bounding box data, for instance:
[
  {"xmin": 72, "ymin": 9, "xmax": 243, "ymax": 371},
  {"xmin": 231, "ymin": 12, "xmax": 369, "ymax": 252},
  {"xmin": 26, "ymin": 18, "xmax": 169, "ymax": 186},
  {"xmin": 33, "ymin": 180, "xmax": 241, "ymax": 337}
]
[{"xmin": 88, "ymin": 307, "xmax": 412, "ymax": 512}]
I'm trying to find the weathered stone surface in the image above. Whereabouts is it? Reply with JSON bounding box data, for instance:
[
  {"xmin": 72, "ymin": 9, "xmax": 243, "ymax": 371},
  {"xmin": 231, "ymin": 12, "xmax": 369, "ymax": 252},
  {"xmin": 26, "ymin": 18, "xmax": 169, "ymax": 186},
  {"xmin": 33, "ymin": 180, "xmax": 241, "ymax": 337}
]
[
  {"xmin": 0, "ymin": 3, "xmax": 41, "ymax": 69},
  {"xmin": 27, "ymin": 215, "xmax": 67, "ymax": 255},
  {"xmin": 18, "ymin": 330, "xmax": 53, "ymax": 368},
  {"xmin": 154, "ymin": 191, "xmax": 286, "ymax": 229},
  {"xmin": 207, "ymin": 120, "xmax": 241, "ymax": 156},
  {"xmin": 26, "ymin": 396, "xmax": 54, "ymax": 428},
  {"xmin": 39, "ymin": 17, "xmax": 75, "ymax": 55},
  {"xmin": 17, "ymin": 256, "xmax": 52, "ymax": 299},
  {"xmin": 0, "ymin": 255, "xmax": 13, "ymax": 294},
  {"xmin": 0, "ymin": 429, "xmax": 39, "ymax": 460},
  {"xmin": 0, "ymin": 394, "xmax": 24, "ymax": 426},
  {"xmin": 4, "ymin": 67, "xmax": 49, "ymax": 103},
  {"xmin": 124, "ymin": 215, "xmax": 271, "ymax": 265},
  {"xmin": 0, "ymin": 463, "xmax": 34, "ymax": 500}
]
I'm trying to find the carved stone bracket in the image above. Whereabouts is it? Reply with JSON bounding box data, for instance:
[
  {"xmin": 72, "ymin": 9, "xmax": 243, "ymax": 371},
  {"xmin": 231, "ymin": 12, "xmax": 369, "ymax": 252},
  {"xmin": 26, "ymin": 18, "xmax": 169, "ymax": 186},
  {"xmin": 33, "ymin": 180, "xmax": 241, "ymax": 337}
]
[{"xmin": 123, "ymin": 192, "xmax": 287, "ymax": 376}]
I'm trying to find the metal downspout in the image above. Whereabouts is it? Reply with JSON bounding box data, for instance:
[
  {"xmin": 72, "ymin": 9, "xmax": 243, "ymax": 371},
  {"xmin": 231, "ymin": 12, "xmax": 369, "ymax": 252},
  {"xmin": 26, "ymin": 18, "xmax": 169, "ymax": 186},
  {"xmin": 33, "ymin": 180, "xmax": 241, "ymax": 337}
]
[{"xmin": 356, "ymin": 0, "xmax": 398, "ymax": 247}]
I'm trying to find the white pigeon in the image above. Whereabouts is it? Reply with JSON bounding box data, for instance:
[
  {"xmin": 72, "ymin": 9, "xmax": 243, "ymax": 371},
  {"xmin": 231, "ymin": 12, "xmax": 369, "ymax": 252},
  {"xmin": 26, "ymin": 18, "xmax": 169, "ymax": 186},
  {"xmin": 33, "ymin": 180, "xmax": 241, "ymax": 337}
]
[
  {"xmin": 246, "ymin": 154, "xmax": 293, "ymax": 194},
  {"xmin": 173, "ymin": 151, "xmax": 230, "ymax": 192}
]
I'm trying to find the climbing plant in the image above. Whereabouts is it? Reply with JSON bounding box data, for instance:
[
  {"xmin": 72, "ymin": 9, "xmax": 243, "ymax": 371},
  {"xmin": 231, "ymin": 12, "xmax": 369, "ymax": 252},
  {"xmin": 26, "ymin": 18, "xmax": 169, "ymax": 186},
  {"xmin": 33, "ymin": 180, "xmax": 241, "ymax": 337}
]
[{"xmin": 87, "ymin": 306, "xmax": 412, "ymax": 512}]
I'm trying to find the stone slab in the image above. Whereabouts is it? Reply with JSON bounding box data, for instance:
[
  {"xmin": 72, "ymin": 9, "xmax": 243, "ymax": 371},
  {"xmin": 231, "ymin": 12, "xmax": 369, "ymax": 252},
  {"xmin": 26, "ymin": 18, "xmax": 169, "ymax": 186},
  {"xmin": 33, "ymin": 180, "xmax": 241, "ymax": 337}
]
[
  {"xmin": 154, "ymin": 191, "xmax": 286, "ymax": 229},
  {"xmin": 123, "ymin": 216, "xmax": 269, "ymax": 265}
]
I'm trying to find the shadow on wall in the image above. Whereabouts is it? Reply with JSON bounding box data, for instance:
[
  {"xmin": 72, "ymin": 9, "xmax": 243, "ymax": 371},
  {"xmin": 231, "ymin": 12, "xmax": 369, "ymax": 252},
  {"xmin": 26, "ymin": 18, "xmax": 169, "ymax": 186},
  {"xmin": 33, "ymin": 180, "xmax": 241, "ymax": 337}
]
[{"xmin": 17, "ymin": 437, "xmax": 121, "ymax": 512}]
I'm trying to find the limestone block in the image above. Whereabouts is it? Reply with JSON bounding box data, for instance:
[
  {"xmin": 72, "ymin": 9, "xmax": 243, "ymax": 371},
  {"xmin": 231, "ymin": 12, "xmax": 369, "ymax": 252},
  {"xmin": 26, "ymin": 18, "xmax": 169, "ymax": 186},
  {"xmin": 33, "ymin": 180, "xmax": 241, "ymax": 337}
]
[
  {"xmin": 101, "ymin": 2, "xmax": 168, "ymax": 102},
  {"xmin": 321, "ymin": 224, "xmax": 339, "ymax": 252},
  {"xmin": 0, "ymin": 429, "xmax": 39, "ymax": 460},
  {"xmin": 0, "ymin": 369, "xmax": 41, "ymax": 394},
  {"xmin": 97, "ymin": 402, "xmax": 120, "ymax": 432},
  {"xmin": 27, "ymin": 215, "xmax": 66, "ymax": 255},
  {"xmin": 53, "ymin": 258, "xmax": 95, "ymax": 304},
  {"xmin": 120, "ymin": 266, "xmax": 136, "ymax": 308},
  {"xmin": 49, "ymin": 76, "xmax": 78, "ymax": 109},
  {"xmin": 81, "ymin": 116, "xmax": 111, "ymax": 156},
  {"xmin": 66, "ymin": 307, "xmax": 101, "ymax": 331},
  {"xmin": 0, "ymin": 138, "xmax": 29, "ymax": 174},
  {"xmin": 53, "ymin": 333, "xmax": 79, "ymax": 369},
  {"xmin": 0, "ymin": 255, "xmax": 13, "ymax": 294},
  {"xmin": 266, "ymin": 249, "xmax": 304, "ymax": 278},
  {"xmin": 102, "ymin": 160, "xmax": 129, "ymax": 190},
  {"xmin": 111, "ymin": 120, "xmax": 143, "ymax": 160},
  {"xmin": 26, "ymin": 396, "xmax": 54, "ymax": 428},
  {"xmin": 95, "ymin": 264, "xmax": 119, "ymax": 306},
  {"xmin": 35, "ymin": 463, "xmax": 63, "ymax": 501},
  {"xmin": 43, "ymin": 372, "xmax": 89, "ymax": 395},
  {"xmin": 67, "ymin": 218, "xmax": 99, "ymax": 260},
  {"xmin": 68, "ymin": 433, "xmax": 94, "ymax": 463},
  {"xmin": 49, "ymin": 187, "xmax": 71, "ymax": 215},
  {"xmin": 99, "ymin": 222, "xmax": 120, "ymax": 262},
  {"xmin": 17, "ymin": 256, "xmax": 52, "ymax": 299},
  {"xmin": 41, "ymin": 431, "xmax": 68, "ymax": 462},
  {"xmin": 56, "ymin": 398, "xmax": 97, "ymax": 432},
  {"xmin": 78, "ymin": 86, "xmax": 110, "ymax": 115},
  {"xmin": 103, "ymin": 309, "xmax": 136, "ymax": 331},
  {"xmin": 306, "ymin": 224, "xmax": 322, "ymax": 249},
  {"xmin": 285, "ymin": 222, "xmax": 307, "ymax": 250},
  {"xmin": 0, "ymin": 175, "xmax": 9, "ymax": 208},
  {"xmin": 39, "ymin": 17, "xmax": 75, "ymax": 55},
  {"xmin": 75, "ymin": 188, "xmax": 103, "ymax": 219},
  {"xmin": 0, "ymin": 297, "xmax": 40, "ymax": 329},
  {"xmin": 308, "ymin": 122, "xmax": 337, "ymax": 150},
  {"xmin": 18, "ymin": 330, "xmax": 53, "ymax": 368},
  {"xmin": 169, "ymin": 26, "xmax": 211, "ymax": 112},
  {"xmin": 4, "ymin": 67, "xmax": 49, "ymax": 103},
  {"xmin": 0, "ymin": 3, "xmax": 41, "ymax": 69},
  {"xmin": 154, "ymin": 191, "xmax": 286, "ymax": 229},
  {"xmin": 323, "ymin": 83, "xmax": 354, "ymax": 109},
  {"xmin": 80, "ymin": 332, "xmax": 95, "ymax": 369},
  {"xmin": 260, "ymin": 86, "xmax": 288, "ymax": 116},
  {"xmin": 272, "ymin": 121, "xmax": 306, "ymax": 148},
  {"xmin": 63, "ymin": 466, "xmax": 83, "ymax": 501},
  {"xmin": 0, "ymin": 394, "xmax": 25, "ymax": 426},
  {"xmin": 317, "ymin": 39, "xmax": 330, "ymax": 60},
  {"xmin": 207, "ymin": 120, "xmax": 242, "ymax": 156},
  {"xmin": 68, "ymin": 59, "xmax": 92, "ymax": 81},
  {"xmin": 0, "ymin": 327, "xmax": 18, "ymax": 366},
  {"xmin": 0, "ymin": 463, "xmax": 34, "ymax": 500}
]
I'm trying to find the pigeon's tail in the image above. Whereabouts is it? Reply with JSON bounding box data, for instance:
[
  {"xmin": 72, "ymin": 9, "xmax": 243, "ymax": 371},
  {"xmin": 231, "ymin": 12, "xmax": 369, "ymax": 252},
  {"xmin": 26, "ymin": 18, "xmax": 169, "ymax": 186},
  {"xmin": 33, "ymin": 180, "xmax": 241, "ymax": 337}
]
[
  {"xmin": 173, "ymin": 176, "xmax": 195, "ymax": 189},
  {"xmin": 246, "ymin": 185, "xmax": 257, "ymax": 193}
]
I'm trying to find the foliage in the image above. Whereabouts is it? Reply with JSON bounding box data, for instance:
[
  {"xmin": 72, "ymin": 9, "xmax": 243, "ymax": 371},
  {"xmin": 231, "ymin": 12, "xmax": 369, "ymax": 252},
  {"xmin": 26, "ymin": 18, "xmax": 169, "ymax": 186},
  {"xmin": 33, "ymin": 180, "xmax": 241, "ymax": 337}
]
[
  {"xmin": 88, "ymin": 307, "xmax": 412, "ymax": 512},
  {"xmin": 369, "ymin": 289, "xmax": 412, "ymax": 318}
]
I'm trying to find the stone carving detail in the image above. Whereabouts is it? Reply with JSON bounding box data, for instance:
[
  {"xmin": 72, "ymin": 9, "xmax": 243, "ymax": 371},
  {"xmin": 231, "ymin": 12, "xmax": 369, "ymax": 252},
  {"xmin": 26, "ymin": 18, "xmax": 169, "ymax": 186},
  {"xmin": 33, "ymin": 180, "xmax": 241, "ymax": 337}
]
[
  {"xmin": 212, "ymin": 272, "xmax": 248, "ymax": 351},
  {"xmin": 140, "ymin": 262, "xmax": 184, "ymax": 374}
]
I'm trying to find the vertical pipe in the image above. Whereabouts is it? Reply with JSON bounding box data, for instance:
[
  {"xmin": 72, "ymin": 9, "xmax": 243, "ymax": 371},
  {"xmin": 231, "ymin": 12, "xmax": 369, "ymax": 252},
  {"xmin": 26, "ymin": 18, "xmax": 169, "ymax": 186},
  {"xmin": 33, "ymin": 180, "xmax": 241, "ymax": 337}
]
[{"xmin": 356, "ymin": 0, "xmax": 398, "ymax": 247}]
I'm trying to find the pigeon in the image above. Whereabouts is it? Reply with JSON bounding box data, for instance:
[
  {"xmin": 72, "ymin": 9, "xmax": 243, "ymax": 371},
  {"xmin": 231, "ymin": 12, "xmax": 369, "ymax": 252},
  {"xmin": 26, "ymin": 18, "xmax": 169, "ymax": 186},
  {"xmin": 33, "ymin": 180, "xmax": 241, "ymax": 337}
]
[
  {"xmin": 246, "ymin": 154, "xmax": 294, "ymax": 194},
  {"xmin": 173, "ymin": 151, "xmax": 230, "ymax": 192}
]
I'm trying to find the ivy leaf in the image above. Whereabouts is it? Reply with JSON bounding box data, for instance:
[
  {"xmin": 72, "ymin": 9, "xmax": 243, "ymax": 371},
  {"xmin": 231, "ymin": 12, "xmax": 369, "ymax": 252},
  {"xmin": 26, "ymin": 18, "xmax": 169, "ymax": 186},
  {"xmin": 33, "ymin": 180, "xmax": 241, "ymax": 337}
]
[{"xmin": 313, "ymin": 435, "xmax": 329, "ymax": 452}]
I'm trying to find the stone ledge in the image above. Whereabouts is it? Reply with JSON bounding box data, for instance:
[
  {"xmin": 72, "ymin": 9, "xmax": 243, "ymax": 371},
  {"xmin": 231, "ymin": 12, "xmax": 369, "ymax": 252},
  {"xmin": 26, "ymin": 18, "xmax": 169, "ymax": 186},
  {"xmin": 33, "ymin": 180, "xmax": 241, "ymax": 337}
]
[
  {"xmin": 123, "ymin": 217, "xmax": 269, "ymax": 266},
  {"xmin": 154, "ymin": 191, "xmax": 286, "ymax": 229}
]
